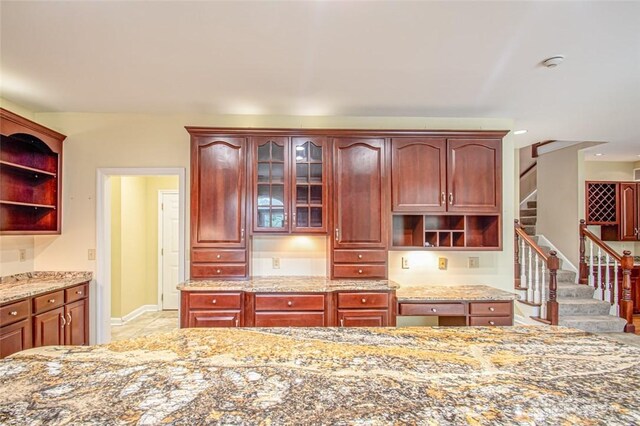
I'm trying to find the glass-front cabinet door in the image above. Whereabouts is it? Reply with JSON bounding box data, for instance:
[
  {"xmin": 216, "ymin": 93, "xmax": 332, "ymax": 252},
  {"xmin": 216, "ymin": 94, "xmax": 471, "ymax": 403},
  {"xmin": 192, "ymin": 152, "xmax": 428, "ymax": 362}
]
[
  {"xmin": 291, "ymin": 136, "xmax": 328, "ymax": 233},
  {"xmin": 253, "ymin": 137, "xmax": 289, "ymax": 233}
]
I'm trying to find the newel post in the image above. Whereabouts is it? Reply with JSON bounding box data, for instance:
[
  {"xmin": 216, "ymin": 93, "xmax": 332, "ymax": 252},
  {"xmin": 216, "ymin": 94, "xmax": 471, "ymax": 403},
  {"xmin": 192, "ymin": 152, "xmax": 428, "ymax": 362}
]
[
  {"xmin": 547, "ymin": 250, "xmax": 560, "ymax": 325},
  {"xmin": 579, "ymin": 220, "xmax": 588, "ymax": 285},
  {"xmin": 620, "ymin": 250, "xmax": 636, "ymax": 333},
  {"xmin": 514, "ymin": 219, "xmax": 521, "ymax": 287}
]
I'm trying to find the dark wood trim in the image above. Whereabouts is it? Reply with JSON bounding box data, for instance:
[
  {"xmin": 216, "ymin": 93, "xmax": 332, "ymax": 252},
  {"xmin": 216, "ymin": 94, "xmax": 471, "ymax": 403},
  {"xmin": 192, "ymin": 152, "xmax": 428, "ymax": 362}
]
[
  {"xmin": 531, "ymin": 140, "xmax": 556, "ymax": 158},
  {"xmin": 514, "ymin": 221, "xmax": 549, "ymax": 261},
  {"xmin": 0, "ymin": 108, "xmax": 66, "ymax": 142},
  {"xmin": 519, "ymin": 161, "xmax": 537, "ymax": 179}
]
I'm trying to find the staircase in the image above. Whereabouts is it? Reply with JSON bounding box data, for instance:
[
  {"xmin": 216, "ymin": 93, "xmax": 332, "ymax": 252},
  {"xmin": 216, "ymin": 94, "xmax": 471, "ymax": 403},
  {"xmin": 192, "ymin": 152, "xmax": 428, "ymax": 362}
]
[{"xmin": 515, "ymin": 225, "xmax": 628, "ymax": 334}]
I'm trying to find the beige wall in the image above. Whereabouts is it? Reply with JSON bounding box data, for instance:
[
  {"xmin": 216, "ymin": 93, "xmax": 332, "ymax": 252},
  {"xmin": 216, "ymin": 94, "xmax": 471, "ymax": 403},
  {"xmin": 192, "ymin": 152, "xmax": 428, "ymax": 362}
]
[{"xmin": 584, "ymin": 161, "xmax": 636, "ymax": 181}]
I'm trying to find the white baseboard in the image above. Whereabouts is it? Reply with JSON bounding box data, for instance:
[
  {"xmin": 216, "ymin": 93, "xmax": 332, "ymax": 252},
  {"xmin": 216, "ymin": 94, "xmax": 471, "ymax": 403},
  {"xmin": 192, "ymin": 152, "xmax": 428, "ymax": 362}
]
[
  {"xmin": 536, "ymin": 234, "xmax": 578, "ymax": 274},
  {"xmin": 514, "ymin": 314, "xmax": 545, "ymax": 326},
  {"xmin": 111, "ymin": 304, "xmax": 160, "ymax": 327}
]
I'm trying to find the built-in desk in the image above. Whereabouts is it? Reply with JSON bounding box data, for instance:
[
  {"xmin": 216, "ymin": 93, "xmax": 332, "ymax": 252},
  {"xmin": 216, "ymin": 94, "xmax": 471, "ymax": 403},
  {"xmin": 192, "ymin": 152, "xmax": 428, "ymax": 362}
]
[{"xmin": 396, "ymin": 285, "xmax": 517, "ymax": 326}]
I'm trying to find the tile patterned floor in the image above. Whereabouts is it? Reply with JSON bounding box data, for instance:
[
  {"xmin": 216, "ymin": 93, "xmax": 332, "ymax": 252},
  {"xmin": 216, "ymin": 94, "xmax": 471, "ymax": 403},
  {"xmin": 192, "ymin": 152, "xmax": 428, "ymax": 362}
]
[{"xmin": 111, "ymin": 310, "xmax": 179, "ymax": 342}]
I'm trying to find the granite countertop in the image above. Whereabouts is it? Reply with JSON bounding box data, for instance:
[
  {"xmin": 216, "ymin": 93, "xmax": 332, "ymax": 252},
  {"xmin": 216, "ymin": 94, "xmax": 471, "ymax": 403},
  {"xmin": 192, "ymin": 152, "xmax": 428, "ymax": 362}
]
[
  {"xmin": 1, "ymin": 326, "xmax": 639, "ymax": 424},
  {"xmin": 397, "ymin": 285, "xmax": 518, "ymax": 302},
  {"xmin": 0, "ymin": 271, "xmax": 93, "ymax": 304},
  {"xmin": 178, "ymin": 276, "xmax": 399, "ymax": 292}
]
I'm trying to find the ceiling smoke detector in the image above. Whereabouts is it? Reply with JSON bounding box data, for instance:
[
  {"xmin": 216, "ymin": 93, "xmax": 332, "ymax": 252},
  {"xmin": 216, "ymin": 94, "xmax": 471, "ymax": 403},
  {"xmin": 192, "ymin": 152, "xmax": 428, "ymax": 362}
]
[{"xmin": 542, "ymin": 55, "xmax": 565, "ymax": 68}]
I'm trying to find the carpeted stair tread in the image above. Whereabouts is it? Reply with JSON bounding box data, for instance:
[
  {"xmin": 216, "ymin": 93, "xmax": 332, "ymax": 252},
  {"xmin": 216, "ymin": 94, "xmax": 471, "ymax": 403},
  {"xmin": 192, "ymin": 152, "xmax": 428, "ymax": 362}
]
[
  {"xmin": 558, "ymin": 298, "xmax": 612, "ymax": 316},
  {"xmin": 559, "ymin": 315, "xmax": 627, "ymax": 333}
]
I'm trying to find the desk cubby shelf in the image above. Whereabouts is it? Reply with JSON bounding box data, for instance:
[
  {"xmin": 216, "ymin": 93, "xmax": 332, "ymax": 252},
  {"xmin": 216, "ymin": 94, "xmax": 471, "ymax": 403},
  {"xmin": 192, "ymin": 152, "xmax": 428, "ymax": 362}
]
[{"xmin": 392, "ymin": 214, "xmax": 500, "ymax": 250}]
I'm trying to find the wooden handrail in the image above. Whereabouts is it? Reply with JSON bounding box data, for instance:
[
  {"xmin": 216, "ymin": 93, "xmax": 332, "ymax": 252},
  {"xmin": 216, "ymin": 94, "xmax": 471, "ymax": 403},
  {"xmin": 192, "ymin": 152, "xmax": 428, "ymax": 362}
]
[
  {"xmin": 515, "ymin": 220, "xmax": 549, "ymax": 262},
  {"xmin": 579, "ymin": 220, "xmax": 622, "ymax": 262},
  {"xmin": 519, "ymin": 161, "xmax": 537, "ymax": 179},
  {"xmin": 531, "ymin": 140, "xmax": 556, "ymax": 158}
]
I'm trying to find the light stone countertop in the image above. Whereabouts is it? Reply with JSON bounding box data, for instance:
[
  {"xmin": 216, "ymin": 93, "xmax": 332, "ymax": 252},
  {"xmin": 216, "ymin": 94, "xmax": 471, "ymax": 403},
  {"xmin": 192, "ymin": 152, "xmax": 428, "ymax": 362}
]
[
  {"xmin": 0, "ymin": 271, "xmax": 93, "ymax": 304},
  {"xmin": 178, "ymin": 276, "xmax": 399, "ymax": 292},
  {"xmin": 1, "ymin": 326, "xmax": 639, "ymax": 424},
  {"xmin": 396, "ymin": 285, "xmax": 518, "ymax": 302}
]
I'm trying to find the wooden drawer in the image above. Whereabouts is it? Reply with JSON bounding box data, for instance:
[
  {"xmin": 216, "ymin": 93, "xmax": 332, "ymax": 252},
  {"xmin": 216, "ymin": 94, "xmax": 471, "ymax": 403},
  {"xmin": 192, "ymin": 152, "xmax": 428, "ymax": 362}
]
[
  {"xmin": 187, "ymin": 292, "xmax": 242, "ymax": 310},
  {"xmin": 188, "ymin": 311, "xmax": 241, "ymax": 327},
  {"xmin": 255, "ymin": 294, "xmax": 325, "ymax": 311},
  {"xmin": 191, "ymin": 264, "xmax": 247, "ymax": 278},
  {"xmin": 65, "ymin": 283, "xmax": 88, "ymax": 303},
  {"xmin": 333, "ymin": 265, "xmax": 386, "ymax": 278},
  {"xmin": 337, "ymin": 292, "xmax": 389, "ymax": 309},
  {"xmin": 338, "ymin": 309, "xmax": 388, "ymax": 327},
  {"xmin": 399, "ymin": 302, "xmax": 465, "ymax": 316},
  {"xmin": 333, "ymin": 250, "xmax": 387, "ymax": 264},
  {"xmin": 32, "ymin": 290, "xmax": 64, "ymax": 315},
  {"xmin": 469, "ymin": 302, "xmax": 512, "ymax": 316},
  {"xmin": 254, "ymin": 312, "xmax": 325, "ymax": 327},
  {"xmin": 192, "ymin": 249, "xmax": 246, "ymax": 263},
  {"xmin": 0, "ymin": 299, "xmax": 29, "ymax": 327},
  {"xmin": 469, "ymin": 316, "xmax": 512, "ymax": 326}
]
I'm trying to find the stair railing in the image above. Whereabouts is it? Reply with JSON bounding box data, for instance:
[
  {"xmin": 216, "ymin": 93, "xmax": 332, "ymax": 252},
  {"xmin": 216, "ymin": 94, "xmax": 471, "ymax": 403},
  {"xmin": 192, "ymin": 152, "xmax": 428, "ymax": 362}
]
[
  {"xmin": 514, "ymin": 219, "xmax": 559, "ymax": 325},
  {"xmin": 579, "ymin": 220, "xmax": 636, "ymax": 333}
]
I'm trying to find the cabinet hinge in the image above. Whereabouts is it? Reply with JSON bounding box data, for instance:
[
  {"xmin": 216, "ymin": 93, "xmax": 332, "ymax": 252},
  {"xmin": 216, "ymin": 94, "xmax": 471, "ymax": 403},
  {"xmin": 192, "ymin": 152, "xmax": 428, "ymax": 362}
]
[
  {"xmin": 161, "ymin": 203, "xmax": 164, "ymax": 211},
  {"xmin": 161, "ymin": 248, "xmax": 164, "ymax": 256}
]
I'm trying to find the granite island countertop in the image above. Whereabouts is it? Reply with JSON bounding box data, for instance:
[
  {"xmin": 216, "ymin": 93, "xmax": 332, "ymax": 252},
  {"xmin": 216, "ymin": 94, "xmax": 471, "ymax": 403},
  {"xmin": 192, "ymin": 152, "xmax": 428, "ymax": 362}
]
[
  {"xmin": 178, "ymin": 276, "xmax": 399, "ymax": 292},
  {"xmin": 0, "ymin": 271, "xmax": 93, "ymax": 304},
  {"xmin": 1, "ymin": 326, "xmax": 639, "ymax": 425},
  {"xmin": 397, "ymin": 285, "xmax": 518, "ymax": 302}
]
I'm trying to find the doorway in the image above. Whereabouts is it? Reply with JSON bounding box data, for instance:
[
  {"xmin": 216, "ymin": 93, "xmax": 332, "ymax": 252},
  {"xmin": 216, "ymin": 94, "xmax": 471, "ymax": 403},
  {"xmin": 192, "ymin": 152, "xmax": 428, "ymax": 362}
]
[{"xmin": 96, "ymin": 168, "xmax": 186, "ymax": 344}]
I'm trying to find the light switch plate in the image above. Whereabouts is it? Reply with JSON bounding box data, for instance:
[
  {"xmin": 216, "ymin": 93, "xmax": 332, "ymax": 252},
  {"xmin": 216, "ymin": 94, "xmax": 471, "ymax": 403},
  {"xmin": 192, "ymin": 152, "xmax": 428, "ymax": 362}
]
[
  {"xmin": 88, "ymin": 249, "xmax": 96, "ymax": 261},
  {"xmin": 272, "ymin": 257, "xmax": 281, "ymax": 269},
  {"xmin": 468, "ymin": 257, "xmax": 480, "ymax": 268},
  {"xmin": 438, "ymin": 257, "xmax": 448, "ymax": 270},
  {"xmin": 402, "ymin": 257, "xmax": 409, "ymax": 269},
  {"xmin": 19, "ymin": 249, "xmax": 26, "ymax": 262}
]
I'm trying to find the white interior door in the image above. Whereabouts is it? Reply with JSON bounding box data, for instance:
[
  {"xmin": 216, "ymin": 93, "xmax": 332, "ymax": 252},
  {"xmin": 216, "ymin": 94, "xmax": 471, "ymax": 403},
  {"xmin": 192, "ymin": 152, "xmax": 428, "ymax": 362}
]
[{"xmin": 161, "ymin": 192, "xmax": 180, "ymax": 310}]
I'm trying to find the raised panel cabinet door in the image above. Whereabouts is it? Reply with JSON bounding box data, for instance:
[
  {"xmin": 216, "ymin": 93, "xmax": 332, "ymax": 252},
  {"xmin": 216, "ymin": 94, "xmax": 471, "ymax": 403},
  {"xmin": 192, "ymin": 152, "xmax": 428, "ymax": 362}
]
[
  {"xmin": 191, "ymin": 136, "xmax": 246, "ymax": 248},
  {"xmin": 0, "ymin": 319, "xmax": 31, "ymax": 358},
  {"xmin": 252, "ymin": 136, "xmax": 290, "ymax": 233},
  {"xmin": 333, "ymin": 138, "xmax": 387, "ymax": 249},
  {"xmin": 64, "ymin": 299, "xmax": 88, "ymax": 346},
  {"xmin": 447, "ymin": 139, "xmax": 502, "ymax": 212},
  {"xmin": 391, "ymin": 138, "xmax": 446, "ymax": 212},
  {"xmin": 619, "ymin": 183, "xmax": 638, "ymax": 241},
  {"xmin": 33, "ymin": 306, "xmax": 65, "ymax": 347},
  {"xmin": 291, "ymin": 136, "xmax": 329, "ymax": 233},
  {"xmin": 337, "ymin": 310, "xmax": 388, "ymax": 327}
]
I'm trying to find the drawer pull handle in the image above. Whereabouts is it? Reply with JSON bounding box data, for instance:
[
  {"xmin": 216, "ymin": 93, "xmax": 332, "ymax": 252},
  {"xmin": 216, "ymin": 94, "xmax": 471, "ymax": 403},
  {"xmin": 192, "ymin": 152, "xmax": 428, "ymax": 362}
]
[
  {"xmin": 287, "ymin": 301, "xmax": 293, "ymax": 307},
  {"xmin": 357, "ymin": 254, "xmax": 363, "ymax": 259},
  {"xmin": 212, "ymin": 299, "xmax": 217, "ymax": 304},
  {"xmin": 48, "ymin": 299, "xmax": 56, "ymax": 304},
  {"xmin": 431, "ymin": 308, "xmax": 437, "ymax": 312},
  {"xmin": 216, "ymin": 269, "xmax": 221, "ymax": 274},
  {"xmin": 489, "ymin": 307, "xmax": 495, "ymax": 312},
  {"xmin": 67, "ymin": 313, "xmax": 72, "ymax": 325},
  {"xmin": 489, "ymin": 321, "xmax": 496, "ymax": 326},
  {"xmin": 358, "ymin": 269, "xmax": 363, "ymax": 274},
  {"xmin": 361, "ymin": 298, "xmax": 367, "ymax": 304},
  {"xmin": 60, "ymin": 314, "xmax": 66, "ymax": 328},
  {"xmin": 340, "ymin": 318, "xmax": 344, "ymax": 327},
  {"xmin": 235, "ymin": 319, "xmax": 239, "ymax": 327},
  {"xmin": 9, "ymin": 311, "xmax": 18, "ymax": 316},
  {"xmin": 76, "ymin": 291, "xmax": 83, "ymax": 295},
  {"xmin": 216, "ymin": 254, "xmax": 221, "ymax": 259}
]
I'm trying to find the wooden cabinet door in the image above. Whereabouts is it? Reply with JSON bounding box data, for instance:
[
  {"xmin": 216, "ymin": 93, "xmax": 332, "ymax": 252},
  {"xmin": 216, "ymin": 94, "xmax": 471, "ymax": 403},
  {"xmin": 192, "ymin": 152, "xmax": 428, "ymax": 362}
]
[
  {"xmin": 252, "ymin": 137, "xmax": 290, "ymax": 233},
  {"xmin": 0, "ymin": 319, "xmax": 31, "ymax": 358},
  {"xmin": 33, "ymin": 307, "xmax": 64, "ymax": 347},
  {"xmin": 333, "ymin": 138, "xmax": 387, "ymax": 249},
  {"xmin": 191, "ymin": 136, "xmax": 246, "ymax": 248},
  {"xmin": 291, "ymin": 136, "xmax": 329, "ymax": 233},
  {"xmin": 65, "ymin": 299, "xmax": 88, "ymax": 346},
  {"xmin": 619, "ymin": 183, "xmax": 639, "ymax": 241},
  {"xmin": 447, "ymin": 139, "xmax": 501, "ymax": 212},
  {"xmin": 188, "ymin": 311, "xmax": 241, "ymax": 327},
  {"xmin": 337, "ymin": 310, "xmax": 388, "ymax": 327},
  {"xmin": 391, "ymin": 138, "xmax": 446, "ymax": 212}
]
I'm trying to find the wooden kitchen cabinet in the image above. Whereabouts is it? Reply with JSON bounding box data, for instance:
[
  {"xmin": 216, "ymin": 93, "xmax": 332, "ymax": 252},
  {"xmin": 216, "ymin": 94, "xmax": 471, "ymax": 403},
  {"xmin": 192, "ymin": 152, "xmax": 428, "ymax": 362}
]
[
  {"xmin": 619, "ymin": 183, "xmax": 639, "ymax": 241},
  {"xmin": 291, "ymin": 136, "xmax": 329, "ymax": 233},
  {"xmin": 180, "ymin": 291, "xmax": 244, "ymax": 327},
  {"xmin": 33, "ymin": 306, "xmax": 65, "ymax": 347},
  {"xmin": 253, "ymin": 136, "xmax": 289, "ymax": 233},
  {"xmin": 65, "ymin": 298, "xmax": 88, "ymax": 346},
  {"xmin": 0, "ymin": 319, "xmax": 31, "ymax": 358},
  {"xmin": 588, "ymin": 181, "xmax": 640, "ymax": 241}
]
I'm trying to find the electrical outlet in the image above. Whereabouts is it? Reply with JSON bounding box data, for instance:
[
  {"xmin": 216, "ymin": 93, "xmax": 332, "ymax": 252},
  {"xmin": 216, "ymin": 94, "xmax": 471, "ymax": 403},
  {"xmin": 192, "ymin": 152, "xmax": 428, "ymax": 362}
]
[
  {"xmin": 88, "ymin": 249, "xmax": 96, "ymax": 261},
  {"xmin": 468, "ymin": 257, "xmax": 480, "ymax": 269},
  {"xmin": 272, "ymin": 257, "xmax": 280, "ymax": 269},
  {"xmin": 19, "ymin": 249, "xmax": 26, "ymax": 262},
  {"xmin": 402, "ymin": 257, "xmax": 409, "ymax": 269},
  {"xmin": 438, "ymin": 257, "xmax": 448, "ymax": 270}
]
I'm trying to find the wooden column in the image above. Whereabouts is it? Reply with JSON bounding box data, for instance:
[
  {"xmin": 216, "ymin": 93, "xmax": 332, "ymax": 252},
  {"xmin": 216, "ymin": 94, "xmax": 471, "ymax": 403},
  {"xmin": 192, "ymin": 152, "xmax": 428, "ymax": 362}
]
[
  {"xmin": 620, "ymin": 250, "xmax": 636, "ymax": 333},
  {"xmin": 579, "ymin": 220, "xmax": 588, "ymax": 285},
  {"xmin": 547, "ymin": 251, "xmax": 560, "ymax": 325},
  {"xmin": 514, "ymin": 219, "xmax": 521, "ymax": 288}
]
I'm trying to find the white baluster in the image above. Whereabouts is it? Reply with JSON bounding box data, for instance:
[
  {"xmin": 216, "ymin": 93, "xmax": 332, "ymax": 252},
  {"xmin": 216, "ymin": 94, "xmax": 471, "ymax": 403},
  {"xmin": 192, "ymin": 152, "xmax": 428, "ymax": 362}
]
[
  {"xmin": 604, "ymin": 253, "xmax": 611, "ymax": 303},
  {"xmin": 540, "ymin": 258, "xmax": 547, "ymax": 319},
  {"xmin": 527, "ymin": 245, "xmax": 534, "ymax": 303},
  {"xmin": 534, "ymin": 253, "xmax": 541, "ymax": 305},
  {"xmin": 520, "ymin": 238, "xmax": 527, "ymax": 287},
  {"xmin": 613, "ymin": 260, "xmax": 619, "ymax": 313},
  {"xmin": 597, "ymin": 247, "xmax": 602, "ymax": 300},
  {"xmin": 589, "ymin": 240, "xmax": 594, "ymax": 288}
]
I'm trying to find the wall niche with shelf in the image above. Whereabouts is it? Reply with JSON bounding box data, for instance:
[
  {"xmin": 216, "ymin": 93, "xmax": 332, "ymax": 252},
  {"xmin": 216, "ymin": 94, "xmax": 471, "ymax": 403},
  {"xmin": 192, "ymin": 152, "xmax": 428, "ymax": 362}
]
[
  {"xmin": 391, "ymin": 214, "xmax": 500, "ymax": 250},
  {"xmin": 0, "ymin": 109, "xmax": 66, "ymax": 234}
]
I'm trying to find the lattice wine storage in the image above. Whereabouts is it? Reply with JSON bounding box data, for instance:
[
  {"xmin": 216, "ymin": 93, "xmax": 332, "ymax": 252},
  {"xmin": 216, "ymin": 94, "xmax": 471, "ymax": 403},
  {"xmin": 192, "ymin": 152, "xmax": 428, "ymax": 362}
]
[{"xmin": 586, "ymin": 182, "xmax": 618, "ymax": 225}]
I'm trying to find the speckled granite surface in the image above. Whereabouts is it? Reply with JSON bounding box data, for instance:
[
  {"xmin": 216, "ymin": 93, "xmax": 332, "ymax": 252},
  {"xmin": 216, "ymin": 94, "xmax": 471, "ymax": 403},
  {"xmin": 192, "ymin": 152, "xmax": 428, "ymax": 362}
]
[
  {"xmin": 0, "ymin": 271, "xmax": 93, "ymax": 304},
  {"xmin": 1, "ymin": 326, "xmax": 638, "ymax": 425},
  {"xmin": 397, "ymin": 285, "xmax": 518, "ymax": 302},
  {"xmin": 178, "ymin": 276, "xmax": 399, "ymax": 292}
]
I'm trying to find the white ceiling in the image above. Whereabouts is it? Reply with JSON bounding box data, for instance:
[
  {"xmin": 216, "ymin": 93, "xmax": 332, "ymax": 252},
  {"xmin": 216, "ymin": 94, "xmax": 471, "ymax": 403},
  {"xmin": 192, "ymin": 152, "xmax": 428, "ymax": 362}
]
[{"xmin": 1, "ymin": 1, "xmax": 639, "ymax": 161}]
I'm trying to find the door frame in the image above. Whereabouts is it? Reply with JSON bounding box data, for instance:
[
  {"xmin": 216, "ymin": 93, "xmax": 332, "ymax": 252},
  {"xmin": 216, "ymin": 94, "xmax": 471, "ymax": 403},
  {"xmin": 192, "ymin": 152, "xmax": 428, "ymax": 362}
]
[
  {"xmin": 158, "ymin": 189, "xmax": 180, "ymax": 310},
  {"xmin": 96, "ymin": 168, "xmax": 186, "ymax": 344}
]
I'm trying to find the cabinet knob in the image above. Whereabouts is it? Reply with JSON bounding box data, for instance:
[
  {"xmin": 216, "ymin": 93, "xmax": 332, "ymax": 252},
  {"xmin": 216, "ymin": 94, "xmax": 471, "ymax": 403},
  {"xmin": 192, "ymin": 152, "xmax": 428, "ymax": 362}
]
[
  {"xmin": 489, "ymin": 321, "xmax": 496, "ymax": 326},
  {"xmin": 76, "ymin": 291, "xmax": 82, "ymax": 295},
  {"xmin": 287, "ymin": 301, "xmax": 293, "ymax": 307},
  {"xmin": 358, "ymin": 254, "xmax": 363, "ymax": 259},
  {"xmin": 358, "ymin": 269, "xmax": 363, "ymax": 274},
  {"xmin": 489, "ymin": 307, "xmax": 495, "ymax": 312},
  {"xmin": 361, "ymin": 298, "xmax": 367, "ymax": 304},
  {"xmin": 216, "ymin": 269, "xmax": 221, "ymax": 274},
  {"xmin": 212, "ymin": 299, "xmax": 217, "ymax": 304},
  {"xmin": 216, "ymin": 254, "xmax": 221, "ymax": 259},
  {"xmin": 48, "ymin": 299, "xmax": 56, "ymax": 304},
  {"xmin": 9, "ymin": 311, "xmax": 18, "ymax": 316},
  {"xmin": 431, "ymin": 308, "xmax": 437, "ymax": 313}
]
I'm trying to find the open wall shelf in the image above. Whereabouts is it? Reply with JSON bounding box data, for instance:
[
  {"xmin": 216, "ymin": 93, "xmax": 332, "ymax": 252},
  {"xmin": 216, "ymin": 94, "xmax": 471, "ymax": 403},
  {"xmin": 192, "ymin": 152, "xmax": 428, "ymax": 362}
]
[{"xmin": 391, "ymin": 214, "xmax": 501, "ymax": 250}]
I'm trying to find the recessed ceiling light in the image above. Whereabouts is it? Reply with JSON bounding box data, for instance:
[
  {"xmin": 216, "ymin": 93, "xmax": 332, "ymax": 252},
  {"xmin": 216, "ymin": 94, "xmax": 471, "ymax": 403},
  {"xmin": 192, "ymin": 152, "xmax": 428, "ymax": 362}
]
[
  {"xmin": 542, "ymin": 55, "xmax": 565, "ymax": 68},
  {"xmin": 594, "ymin": 153, "xmax": 604, "ymax": 157},
  {"xmin": 513, "ymin": 130, "xmax": 528, "ymax": 135}
]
